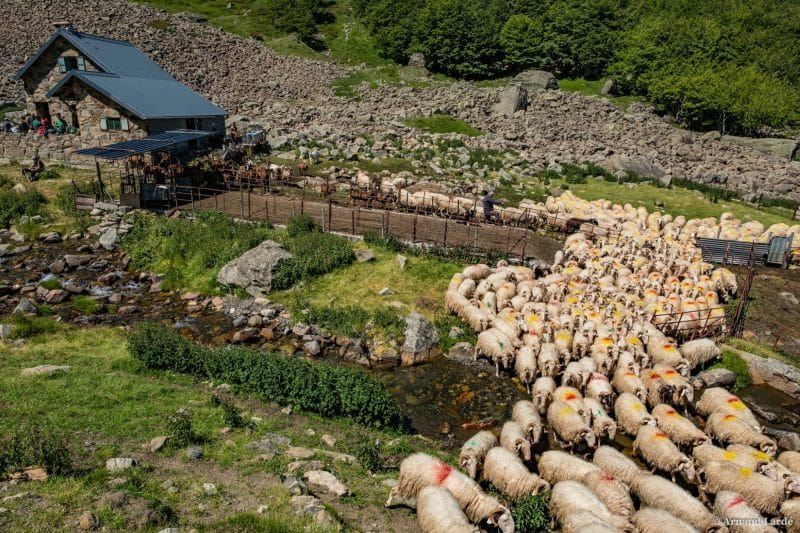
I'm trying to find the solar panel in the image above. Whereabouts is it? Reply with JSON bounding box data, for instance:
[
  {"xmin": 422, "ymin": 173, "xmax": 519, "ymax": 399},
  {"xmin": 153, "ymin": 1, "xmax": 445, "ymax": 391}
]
[{"xmin": 74, "ymin": 130, "xmax": 212, "ymax": 160}]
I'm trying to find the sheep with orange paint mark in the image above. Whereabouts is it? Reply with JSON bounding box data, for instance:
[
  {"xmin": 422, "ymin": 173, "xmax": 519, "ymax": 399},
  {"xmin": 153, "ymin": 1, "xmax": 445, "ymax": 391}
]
[
  {"xmin": 702, "ymin": 461, "xmax": 786, "ymax": 515},
  {"xmin": 633, "ymin": 424, "xmax": 696, "ymax": 483},
  {"xmin": 651, "ymin": 404, "xmax": 708, "ymax": 447},
  {"xmin": 704, "ymin": 413, "xmax": 777, "ymax": 456},
  {"xmin": 614, "ymin": 392, "xmax": 657, "ymax": 437}
]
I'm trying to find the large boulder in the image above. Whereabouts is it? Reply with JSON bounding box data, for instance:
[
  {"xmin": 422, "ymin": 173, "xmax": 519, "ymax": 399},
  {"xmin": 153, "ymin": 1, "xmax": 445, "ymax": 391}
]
[
  {"xmin": 216, "ymin": 240, "xmax": 293, "ymax": 297},
  {"xmin": 493, "ymin": 85, "xmax": 529, "ymax": 116},
  {"xmin": 401, "ymin": 313, "xmax": 439, "ymax": 366},
  {"xmin": 514, "ymin": 70, "xmax": 558, "ymax": 92},
  {"xmin": 721, "ymin": 135, "xmax": 800, "ymax": 161},
  {"xmin": 602, "ymin": 155, "xmax": 668, "ymax": 182}
]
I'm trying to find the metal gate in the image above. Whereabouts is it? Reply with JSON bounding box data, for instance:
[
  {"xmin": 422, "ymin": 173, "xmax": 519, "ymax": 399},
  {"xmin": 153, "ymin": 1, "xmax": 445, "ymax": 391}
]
[{"xmin": 767, "ymin": 235, "xmax": 794, "ymax": 266}]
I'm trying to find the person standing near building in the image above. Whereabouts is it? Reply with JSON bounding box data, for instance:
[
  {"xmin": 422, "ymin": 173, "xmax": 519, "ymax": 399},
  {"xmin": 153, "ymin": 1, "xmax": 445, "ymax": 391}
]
[{"xmin": 483, "ymin": 190, "xmax": 500, "ymax": 223}]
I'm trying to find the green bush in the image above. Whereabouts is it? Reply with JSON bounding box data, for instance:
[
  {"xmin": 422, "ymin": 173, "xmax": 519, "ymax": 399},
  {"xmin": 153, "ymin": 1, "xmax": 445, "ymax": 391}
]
[
  {"xmin": 9, "ymin": 315, "xmax": 61, "ymax": 340},
  {"xmin": 352, "ymin": 439, "xmax": 383, "ymax": 473},
  {"xmin": 165, "ymin": 408, "xmax": 203, "ymax": 446},
  {"xmin": 363, "ymin": 231, "xmax": 406, "ymax": 252},
  {"xmin": 0, "ymin": 189, "xmax": 46, "ymax": 227},
  {"xmin": 128, "ymin": 324, "xmax": 408, "ymax": 430},
  {"xmin": 72, "ymin": 295, "xmax": 102, "ymax": 315},
  {"xmin": 286, "ymin": 214, "xmax": 319, "ymax": 237},
  {"xmin": 272, "ymin": 232, "xmax": 355, "ymax": 290},
  {"xmin": 0, "ymin": 422, "xmax": 73, "ymax": 477},
  {"xmin": 435, "ymin": 315, "xmax": 477, "ymax": 353},
  {"xmin": 711, "ymin": 350, "xmax": 753, "ymax": 389},
  {"xmin": 38, "ymin": 167, "xmax": 61, "ymax": 181},
  {"xmin": 511, "ymin": 492, "xmax": 550, "ymax": 533},
  {"xmin": 213, "ymin": 396, "xmax": 247, "ymax": 429}
]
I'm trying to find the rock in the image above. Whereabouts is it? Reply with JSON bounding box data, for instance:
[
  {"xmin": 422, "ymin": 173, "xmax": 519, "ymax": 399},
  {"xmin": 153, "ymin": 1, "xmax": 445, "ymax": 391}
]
[
  {"xmin": 778, "ymin": 291, "xmax": 800, "ymax": 306},
  {"xmin": 603, "ymin": 155, "xmax": 667, "ymax": 181},
  {"xmin": 379, "ymin": 287, "xmax": 392, "ymax": 296},
  {"xmin": 697, "ymin": 368, "xmax": 736, "ymax": 387},
  {"xmin": 446, "ymin": 342, "xmax": 474, "ymax": 364},
  {"xmin": 395, "ymin": 254, "xmax": 407, "ymax": 269},
  {"xmin": 45, "ymin": 289, "xmax": 68, "ymax": 304},
  {"xmin": 21, "ymin": 365, "xmax": 70, "ymax": 376},
  {"xmin": 117, "ymin": 305, "xmax": 137, "ymax": 315},
  {"xmin": 448, "ymin": 326, "xmax": 463, "ymax": 338},
  {"xmin": 303, "ymin": 340, "xmax": 321, "ymax": 356},
  {"xmin": 321, "ymin": 434, "xmax": 336, "ymax": 448},
  {"xmin": 314, "ymin": 509, "xmax": 341, "ymax": 530},
  {"xmin": 231, "ymin": 328, "xmax": 256, "ymax": 343},
  {"xmin": 401, "ymin": 313, "xmax": 439, "ymax": 366},
  {"xmin": 287, "ymin": 460, "xmax": 326, "ymax": 474},
  {"xmin": 292, "ymin": 323, "xmax": 310, "ymax": 336},
  {"xmin": 257, "ymin": 504, "xmax": 269, "ymax": 514},
  {"xmin": 40, "ymin": 232, "xmax": 62, "ymax": 243},
  {"xmin": 98, "ymin": 228, "xmax": 120, "ymax": 251},
  {"xmin": 600, "ymin": 79, "xmax": 616, "ymax": 95},
  {"xmin": 13, "ymin": 297, "xmax": 37, "ymax": 315},
  {"xmin": 49, "ymin": 259, "xmax": 66, "ymax": 274},
  {"xmin": 145, "ymin": 435, "xmax": 170, "ymax": 453},
  {"xmin": 64, "ymin": 254, "xmax": 92, "ymax": 268},
  {"xmin": 283, "ymin": 475, "xmax": 308, "ymax": 495},
  {"xmin": 291, "ymin": 495, "xmax": 325, "ymax": 516},
  {"xmin": 0, "ymin": 324, "xmax": 11, "ymax": 340},
  {"xmin": 355, "ymin": 249, "xmax": 375, "ymax": 263},
  {"xmin": 778, "ymin": 432, "xmax": 800, "ymax": 451},
  {"xmin": 281, "ymin": 406, "xmax": 293, "ymax": 415},
  {"xmin": 250, "ymin": 433, "xmax": 291, "ymax": 454},
  {"xmin": 493, "ymin": 85, "xmax": 528, "ymax": 116},
  {"xmin": 105, "ymin": 458, "xmax": 136, "ymax": 472},
  {"xmin": 302, "ymin": 470, "xmax": 349, "ymax": 498},
  {"xmin": 216, "ymin": 240, "xmax": 293, "ymax": 297},
  {"xmin": 186, "ymin": 446, "xmax": 203, "ymax": 460},
  {"xmin": 286, "ymin": 446, "xmax": 315, "ymax": 459},
  {"xmin": 737, "ymin": 350, "xmax": 800, "ymax": 399},
  {"xmin": 202, "ymin": 482, "xmax": 217, "ymax": 496},
  {"xmin": 721, "ymin": 135, "xmax": 800, "ymax": 161},
  {"xmin": 78, "ymin": 510, "xmax": 98, "ymax": 530},
  {"xmin": 407, "ymin": 52, "xmax": 426, "ymax": 69},
  {"xmin": 514, "ymin": 69, "xmax": 558, "ymax": 91},
  {"xmin": 339, "ymin": 338, "xmax": 366, "ymax": 363}
]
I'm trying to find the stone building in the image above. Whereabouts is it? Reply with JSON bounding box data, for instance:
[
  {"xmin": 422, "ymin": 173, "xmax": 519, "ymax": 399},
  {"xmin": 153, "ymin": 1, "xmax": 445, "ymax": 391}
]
[{"xmin": 13, "ymin": 24, "xmax": 226, "ymax": 147}]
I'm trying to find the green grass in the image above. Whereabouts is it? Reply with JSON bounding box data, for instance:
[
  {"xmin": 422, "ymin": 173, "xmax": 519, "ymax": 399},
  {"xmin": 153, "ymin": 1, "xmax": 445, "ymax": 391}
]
[
  {"xmin": 404, "ymin": 115, "xmax": 484, "ymax": 137},
  {"xmin": 726, "ymin": 339, "xmax": 799, "ymax": 369},
  {"xmin": 267, "ymin": 34, "xmax": 323, "ymax": 59},
  {"xmin": 711, "ymin": 349, "xmax": 753, "ymax": 389},
  {"xmin": 73, "ymin": 295, "xmax": 103, "ymax": 315},
  {"xmin": 39, "ymin": 277, "xmax": 63, "ymax": 290},
  {"xmin": 558, "ymin": 78, "xmax": 644, "ymax": 111}
]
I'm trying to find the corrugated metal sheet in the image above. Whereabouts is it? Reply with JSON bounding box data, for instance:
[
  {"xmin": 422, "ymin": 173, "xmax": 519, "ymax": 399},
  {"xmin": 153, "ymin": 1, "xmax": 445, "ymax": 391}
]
[
  {"xmin": 696, "ymin": 237, "xmax": 770, "ymax": 266},
  {"xmin": 75, "ymin": 130, "xmax": 213, "ymax": 160}
]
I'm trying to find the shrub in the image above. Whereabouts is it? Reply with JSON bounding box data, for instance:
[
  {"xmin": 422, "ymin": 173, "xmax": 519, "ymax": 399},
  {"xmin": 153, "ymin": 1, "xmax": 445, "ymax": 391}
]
[
  {"xmin": 286, "ymin": 214, "xmax": 319, "ymax": 238},
  {"xmin": 363, "ymin": 231, "xmax": 406, "ymax": 252},
  {"xmin": 9, "ymin": 315, "xmax": 61, "ymax": 339},
  {"xmin": 166, "ymin": 408, "xmax": 203, "ymax": 446},
  {"xmin": 373, "ymin": 308, "xmax": 405, "ymax": 338},
  {"xmin": 434, "ymin": 315, "xmax": 477, "ymax": 353},
  {"xmin": 0, "ymin": 189, "xmax": 46, "ymax": 227},
  {"xmin": 128, "ymin": 324, "xmax": 408, "ymax": 430},
  {"xmin": 73, "ymin": 295, "xmax": 102, "ymax": 315},
  {"xmin": 352, "ymin": 439, "xmax": 383, "ymax": 473},
  {"xmin": 127, "ymin": 322, "xmax": 203, "ymax": 375},
  {"xmin": 511, "ymin": 492, "xmax": 550, "ymax": 533},
  {"xmin": 214, "ymin": 396, "xmax": 247, "ymax": 429},
  {"xmin": 38, "ymin": 167, "xmax": 60, "ymax": 181},
  {"xmin": 0, "ymin": 421, "xmax": 73, "ymax": 477},
  {"xmin": 711, "ymin": 350, "xmax": 753, "ymax": 389},
  {"xmin": 272, "ymin": 232, "xmax": 355, "ymax": 290},
  {"xmin": 305, "ymin": 305, "xmax": 370, "ymax": 337}
]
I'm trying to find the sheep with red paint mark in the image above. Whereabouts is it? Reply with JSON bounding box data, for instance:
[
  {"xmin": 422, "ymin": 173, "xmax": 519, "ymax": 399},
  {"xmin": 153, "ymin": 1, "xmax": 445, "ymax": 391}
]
[
  {"xmin": 704, "ymin": 413, "xmax": 777, "ymax": 456},
  {"xmin": 482, "ymin": 446, "xmax": 549, "ymax": 501},
  {"xmin": 713, "ymin": 491, "xmax": 779, "ymax": 533}
]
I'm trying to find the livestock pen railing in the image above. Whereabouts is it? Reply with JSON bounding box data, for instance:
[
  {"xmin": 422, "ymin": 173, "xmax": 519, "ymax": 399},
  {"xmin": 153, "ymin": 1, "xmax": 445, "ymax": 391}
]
[{"xmin": 172, "ymin": 186, "xmax": 562, "ymax": 264}]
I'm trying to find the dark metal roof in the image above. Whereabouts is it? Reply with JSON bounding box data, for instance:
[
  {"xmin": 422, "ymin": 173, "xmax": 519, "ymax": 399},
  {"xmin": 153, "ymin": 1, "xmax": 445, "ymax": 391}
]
[
  {"xmin": 15, "ymin": 28, "xmax": 174, "ymax": 81},
  {"xmin": 75, "ymin": 130, "xmax": 213, "ymax": 160},
  {"xmin": 47, "ymin": 71, "xmax": 226, "ymax": 120}
]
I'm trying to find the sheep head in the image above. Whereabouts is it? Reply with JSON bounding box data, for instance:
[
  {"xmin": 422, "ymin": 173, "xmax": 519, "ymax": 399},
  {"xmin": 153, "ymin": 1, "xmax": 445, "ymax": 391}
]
[
  {"xmin": 489, "ymin": 508, "xmax": 515, "ymax": 533},
  {"xmin": 642, "ymin": 415, "xmax": 657, "ymax": 427},
  {"xmin": 461, "ymin": 456, "xmax": 478, "ymax": 480},
  {"xmin": 785, "ymin": 476, "xmax": 800, "ymax": 496},
  {"xmin": 757, "ymin": 436, "xmax": 777, "ymax": 456},
  {"xmin": 518, "ymin": 440, "xmax": 532, "ymax": 462},
  {"xmin": 580, "ymin": 428, "xmax": 597, "ymax": 449},
  {"xmin": 677, "ymin": 457, "xmax": 696, "ymax": 483}
]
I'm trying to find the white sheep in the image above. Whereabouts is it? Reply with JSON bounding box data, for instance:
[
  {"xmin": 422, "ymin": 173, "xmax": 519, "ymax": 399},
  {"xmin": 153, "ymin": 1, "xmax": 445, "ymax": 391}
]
[
  {"xmin": 556, "ymin": 511, "xmax": 619, "ymax": 533},
  {"xmin": 547, "ymin": 400, "xmax": 597, "ymax": 451},
  {"xmin": 532, "ymin": 376, "xmax": 556, "ymax": 414},
  {"xmin": 651, "ymin": 404, "xmax": 708, "ymax": 447},
  {"xmin": 612, "ymin": 368, "xmax": 647, "ymax": 402},
  {"xmin": 514, "ymin": 346, "xmax": 537, "ymax": 394},
  {"xmin": 416, "ymin": 486, "xmax": 480, "ymax": 533},
  {"xmin": 537, "ymin": 342, "xmax": 559, "ymax": 377},
  {"xmin": 482, "ymin": 447, "xmax": 549, "ymax": 501},
  {"xmin": 581, "ymin": 470, "xmax": 635, "ymax": 518},
  {"xmin": 633, "ymin": 424, "xmax": 696, "ymax": 483},
  {"xmin": 632, "ymin": 507, "xmax": 701, "ymax": 533},
  {"xmin": 697, "ymin": 388, "xmax": 762, "ymax": 430},
  {"xmin": 614, "ymin": 392, "xmax": 656, "ymax": 437},
  {"xmin": 583, "ymin": 397, "xmax": 617, "ymax": 441},
  {"xmin": 641, "ymin": 368, "xmax": 677, "ymax": 408},
  {"xmin": 474, "ymin": 327, "xmax": 516, "ymax": 376},
  {"xmin": 779, "ymin": 451, "xmax": 800, "ymax": 475},
  {"xmin": 549, "ymin": 481, "xmax": 632, "ymax": 532},
  {"xmin": 562, "ymin": 361, "xmax": 586, "ymax": 390},
  {"xmin": 629, "ymin": 473, "xmax": 718, "ymax": 531},
  {"xmin": 537, "ymin": 450, "xmax": 600, "ymax": 485},
  {"xmin": 511, "ymin": 400, "xmax": 543, "ymax": 445},
  {"xmin": 459, "ymin": 431, "xmax": 498, "ymax": 480},
  {"xmin": 705, "ymin": 413, "xmax": 777, "ymax": 455},
  {"xmin": 712, "ymin": 490, "xmax": 779, "ymax": 533},
  {"xmin": 500, "ymin": 421, "xmax": 531, "ymax": 462},
  {"xmin": 388, "ymin": 453, "xmax": 514, "ymax": 533},
  {"xmin": 647, "ymin": 340, "xmax": 690, "ymax": 376},
  {"xmin": 585, "ymin": 373, "xmax": 615, "ymax": 411},
  {"xmin": 593, "ymin": 445, "xmax": 643, "ymax": 486},
  {"xmin": 780, "ymin": 498, "xmax": 800, "ymax": 533},
  {"xmin": 702, "ymin": 460, "xmax": 785, "ymax": 515},
  {"xmin": 679, "ymin": 338, "xmax": 721, "ymax": 369}
]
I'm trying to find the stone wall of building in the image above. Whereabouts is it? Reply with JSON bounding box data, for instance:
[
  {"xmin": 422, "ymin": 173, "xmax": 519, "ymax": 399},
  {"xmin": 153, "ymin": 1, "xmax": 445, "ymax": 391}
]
[
  {"xmin": 0, "ymin": 132, "xmax": 81, "ymax": 162},
  {"xmin": 68, "ymin": 83, "xmax": 146, "ymax": 144}
]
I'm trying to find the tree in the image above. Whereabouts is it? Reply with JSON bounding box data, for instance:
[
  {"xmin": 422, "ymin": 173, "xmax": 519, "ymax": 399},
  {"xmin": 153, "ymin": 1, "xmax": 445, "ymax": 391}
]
[{"xmin": 500, "ymin": 14, "xmax": 546, "ymax": 71}]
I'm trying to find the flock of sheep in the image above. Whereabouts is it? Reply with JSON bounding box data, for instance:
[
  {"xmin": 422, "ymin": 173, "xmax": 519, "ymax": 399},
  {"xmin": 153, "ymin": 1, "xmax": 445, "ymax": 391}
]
[
  {"xmin": 350, "ymin": 172, "xmax": 800, "ymax": 250},
  {"xmin": 384, "ymin": 195, "xmax": 800, "ymax": 531}
]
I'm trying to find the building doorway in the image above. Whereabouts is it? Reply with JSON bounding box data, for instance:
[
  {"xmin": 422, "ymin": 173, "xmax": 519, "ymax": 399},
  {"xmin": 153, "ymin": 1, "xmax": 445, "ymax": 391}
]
[
  {"xmin": 68, "ymin": 104, "xmax": 79, "ymax": 130},
  {"xmin": 34, "ymin": 101, "xmax": 50, "ymax": 122}
]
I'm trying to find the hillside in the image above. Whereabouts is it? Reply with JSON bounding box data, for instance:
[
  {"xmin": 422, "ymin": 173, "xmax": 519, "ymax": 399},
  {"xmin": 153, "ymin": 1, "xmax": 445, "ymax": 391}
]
[{"xmin": 2, "ymin": 0, "xmax": 800, "ymax": 200}]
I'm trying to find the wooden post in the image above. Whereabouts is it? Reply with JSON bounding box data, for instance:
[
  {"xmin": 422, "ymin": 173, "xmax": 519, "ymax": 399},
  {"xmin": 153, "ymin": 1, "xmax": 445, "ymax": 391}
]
[
  {"xmin": 321, "ymin": 208, "xmax": 326, "ymax": 232},
  {"xmin": 521, "ymin": 238, "xmax": 527, "ymax": 260},
  {"xmin": 381, "ymin": 212, "xmax": 386, "ymax": 238},
  {"xmin": 413, "ymin": 214, "xmax": 418, "ymax": 242},
  {"xmin": 239, "ymin": 188, "xmax": 245, "ymax": 218},
  {"xmin": 506, "ymin": 225, "xmax": 512, "ymax": 254},
  {"xmin": 443, "ymin": 218, "xmax": 449, "ymax": 247},
  {"xmin": 474, "ymin": 225, "xmax": 479, "ymax": 249},
  {"xmin": 300, "ymin": 199, "xmax": 304, "ymax": 215},
  {"xmin": 265, "ymin": 198, "xmax": 269, "ymax": 222},
  {"xmin": 386, "ymin": 209, "xmax": 390, "ymax": 238},
  {"xmin": 328, "ymin": 197, "xmax": 333, "ymax": 228},
  {"xmin": 247, "ymin": 190, "xmax": 251, "ymax": 218},
  {"xmin": 351, "ymin": 209, "xmax": 355, "ymax": 234}
]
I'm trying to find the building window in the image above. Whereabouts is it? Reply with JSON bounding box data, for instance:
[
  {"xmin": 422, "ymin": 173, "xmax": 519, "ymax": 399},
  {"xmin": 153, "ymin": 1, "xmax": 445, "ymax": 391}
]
[
  {"xmin": 57, "ymin": 56, "xmax": 86, "ymax": 73},
  {"xmin": 100, "ymin": 117, "xmax": 129, "ymax": 131}
]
